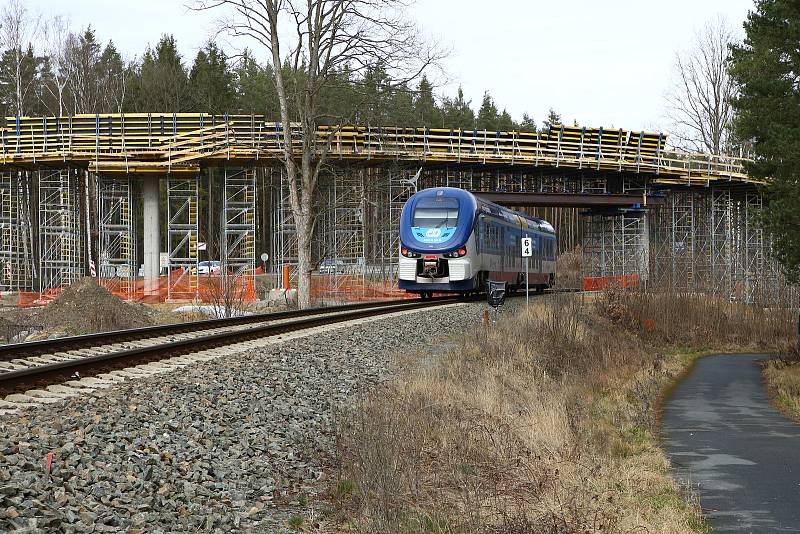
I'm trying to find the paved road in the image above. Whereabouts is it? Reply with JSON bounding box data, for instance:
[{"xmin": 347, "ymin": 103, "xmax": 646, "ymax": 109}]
[{"xmin": 662, "ymin": 353, "xmax": 800, "ymax": 533}]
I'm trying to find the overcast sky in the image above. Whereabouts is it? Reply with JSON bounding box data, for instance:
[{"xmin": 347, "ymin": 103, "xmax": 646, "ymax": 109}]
[{"xmin": 21, "ymin": 0, "xmax": 754, "ymax": 132}]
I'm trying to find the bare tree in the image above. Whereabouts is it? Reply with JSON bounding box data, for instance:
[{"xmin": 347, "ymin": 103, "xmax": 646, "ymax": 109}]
[
  {"xmin": 0, "ymin": 0, "xmax": 40, "ymax": 116},
  {"xmin": 192, "ymin": 0, "xmax": 441, "ymax": 308},
  {"xmin": 665, "ymin": 16, "xmax": 737, "ymax": 155},
  {"xmin": 65, "ymin": 28, "xmax": 102, "ymax": 114},
  {"xmin": 41, "ymin": 15, "xmax": 72, "ymax": 116}
]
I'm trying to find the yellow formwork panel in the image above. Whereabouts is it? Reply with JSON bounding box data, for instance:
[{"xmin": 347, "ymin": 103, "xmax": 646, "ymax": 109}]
[{"xmin": 1, "ymin": 113, "xmax": 756, "ymax": 185}]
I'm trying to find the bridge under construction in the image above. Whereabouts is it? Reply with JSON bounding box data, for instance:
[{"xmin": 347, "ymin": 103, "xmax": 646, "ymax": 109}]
[{"xmin": 0, "ymin": 113, "xmax": 793, "ymax": 306}]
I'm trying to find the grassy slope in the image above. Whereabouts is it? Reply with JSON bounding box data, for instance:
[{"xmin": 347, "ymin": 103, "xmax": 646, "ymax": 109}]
[
  {"xmin": 762, "ymin": 344, "xmax": 800, "ymax": 421},
  {"xmin": 326, "ymin": 289, "xmax": 793, "ymax": 533}
]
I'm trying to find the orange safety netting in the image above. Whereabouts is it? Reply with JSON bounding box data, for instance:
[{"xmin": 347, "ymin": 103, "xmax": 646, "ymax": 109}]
[
  {"xmin": 582, "ymin": 274, "xmax": 641, "ymax": 292},
  {"xmin": 17, "ymin": 271, "xmax": 257, "ymax": 307},
  {"xmin": 15, "ymin": 272, "xmax": 413, "ymax": 308},
  {"xmin": 309, "ymin": 274, "xmax": 412, "ymax": 303}
]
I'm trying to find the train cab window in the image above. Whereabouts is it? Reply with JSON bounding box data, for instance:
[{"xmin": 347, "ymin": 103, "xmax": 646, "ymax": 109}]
[{"xmin": 412, "ymin": 197, "xmax": 459, "ymax": 228}]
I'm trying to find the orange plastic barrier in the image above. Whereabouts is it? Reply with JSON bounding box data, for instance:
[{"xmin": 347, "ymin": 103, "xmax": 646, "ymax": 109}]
[
  {"xmin": 17, "ymin": 272, "xmax": 416, "ymax": 308},
  {"xmin": 582, "ymin": 274, "xmax": 641, "ymax": 291},
  {"xmin": 17, "ymin": 272, "xmax": 257, "ymax": 307},
  {"xmin": 310, "ymin": 274, "xmax": 412, "ymax": 303}
]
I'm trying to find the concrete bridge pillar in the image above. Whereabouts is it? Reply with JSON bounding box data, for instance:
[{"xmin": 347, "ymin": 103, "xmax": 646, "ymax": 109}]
[{"xmin": 143, "ymin": 176, "xmax": 161, "ymax": 295}]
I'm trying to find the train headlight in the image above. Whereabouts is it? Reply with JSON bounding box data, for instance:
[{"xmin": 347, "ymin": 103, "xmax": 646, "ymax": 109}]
[
  {"xmin": 401, "ymin": 247, "xmax": 421, "ymax": 258},
  {"xmin": 443, "ymin": 247, "xmax": 467, "ymax": 258}
]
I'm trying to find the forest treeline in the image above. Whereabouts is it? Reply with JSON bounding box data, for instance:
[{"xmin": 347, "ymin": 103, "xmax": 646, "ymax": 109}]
[{"xmin": 1, "ymin": 27, "xmax": 557, "ymax": 131}]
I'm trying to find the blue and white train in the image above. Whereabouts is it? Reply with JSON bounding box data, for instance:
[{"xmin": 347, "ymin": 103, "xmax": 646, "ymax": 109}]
[{"xmin": 398, "ymin": 187, "xmax": 557, "ymax": 296}]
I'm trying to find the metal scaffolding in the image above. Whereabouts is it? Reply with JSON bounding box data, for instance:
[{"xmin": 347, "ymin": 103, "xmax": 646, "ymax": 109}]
[
  {"xmin": 385, "ymin": 166, "xmax": 418, "ymax": 285},
  {"xmin": 741, "ymin": 192, "xmax": 766, "ymax": 303},
  {"xmin": 221, "ymin": 167, "xmax": 257, "ymax": 281},
  {"xmin": 670, "ymin": 191, "xmax": 695, "ymax": 291},
  {"xmin": 97, "ymin": 176, "xmax": 136, "ymax": 299},
  {"xmin": 273, "ymin": 169, "xmax": 298, "ymax": 288},
  {"xmin": 38, "ymin": 169, "xmax": 83, "ymax": 294},
  {"xmin": 709, "ymin": 189, "xmax": 732, "ymax": 296},
  {"xmin": 583, "ymin": 211, "xmax": 648, "ymax": 279},
  {"xmin": 166, "ymin": 177, "xmax": 199, "ymax": 300},
  {"xmin": 323, "ymin": 169, "xmax": 366, "ymax": 297},
  {"xmin": 0, "ymin": 171, "xmax": 32, "ymax": 291}
]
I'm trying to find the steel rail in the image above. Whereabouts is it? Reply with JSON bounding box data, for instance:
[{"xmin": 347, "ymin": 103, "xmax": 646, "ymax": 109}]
[
  {"xmin": 0, "ymin": 296, "xmax": 453, "ymax": 361},
  {"xmin": 0, "ymin": 297, "xmax": 462, "ymax": 395}
]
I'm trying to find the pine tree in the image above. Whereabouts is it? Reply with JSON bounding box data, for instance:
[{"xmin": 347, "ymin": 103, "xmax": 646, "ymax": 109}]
[
  {"xmin": 189, "ymin": 41, "xmax": 234, "ymax": 113},
  {"xmin": 0, "ymin": 44, "xmax": 43, "ymax": 116},
  {"xmin": 414, "ymin": 75, "xmax": 439, "ymax": 127},
  {"xmin": 498, "ymin": 109, "xmax": 514, "ymax": 131},
  {"xmin": 476, "ymin": 91, "xmax": 499, "ymax": 131},
  {"xmin": 357, "ymin": 65, "xmax": 391, "ymax": 125},
  {"xmin": 542, "ymin": 108, "xmax": 561, "ymax": 131},
  {"xmin": 233, "ymin": 49, "xmax": 278, "ymax": 116},
  {"xmin": 138, "ymin": 34, "xmax": 188, "ymax": 111},
  {"xmin": 729, "ymin": 0, "xmax": 800, "ymax": 281},
  {"xmin": 97, "ymin": 41, "xmax": 126, "ymax": 112},
  {"xmin": 386, "ymin": 83, "xmax": 414, "ymax": 127},
  {"xmin": 318, "ymin": 66, "xmax": 357, "ymax": 124},
  {"xmin": 519, "ymin": 112, "xmax": 537, "ymax": 132},
  {"xmin": 440, "ymin": 86, "xmax": 475, "ymax": 130}
]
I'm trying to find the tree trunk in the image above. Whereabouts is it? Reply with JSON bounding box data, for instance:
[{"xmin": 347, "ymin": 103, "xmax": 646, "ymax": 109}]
[{"xmin": 295, "ymin": 208, "xmax": 313, "ymax": 308}]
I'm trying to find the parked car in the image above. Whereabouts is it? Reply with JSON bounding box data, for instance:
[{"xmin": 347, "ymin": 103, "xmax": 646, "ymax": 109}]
[
  {"xmin": 319, "ymin": 259, "xmax": 346, "ymax": 274},
  {"xmin": 192, "ymin": 260, "xmax": 222, "ymax": 275}
]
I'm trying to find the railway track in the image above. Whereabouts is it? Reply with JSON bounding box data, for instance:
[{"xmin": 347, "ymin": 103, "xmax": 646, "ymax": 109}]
[{"xmin": 0, "ymin": 296, "xmax": 464, "ymax": 407}]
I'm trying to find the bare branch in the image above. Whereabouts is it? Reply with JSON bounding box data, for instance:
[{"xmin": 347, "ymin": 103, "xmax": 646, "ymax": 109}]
[
  {"xmin": 0, "ymin": 0, "xmax": 42, "ymax": 116},
  {"xmin": 189, "ymin": 0, "xmax": 444, "ymax": 308},
  {"xmin": 665, "ymin": 15, "xmax": 738, "ymax": 155}
]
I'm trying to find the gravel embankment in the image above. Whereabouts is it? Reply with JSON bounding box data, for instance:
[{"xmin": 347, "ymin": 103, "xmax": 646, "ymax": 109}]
[{"xmin": 0, "ymin": 302, "xmax": 489, "ymax": 533}]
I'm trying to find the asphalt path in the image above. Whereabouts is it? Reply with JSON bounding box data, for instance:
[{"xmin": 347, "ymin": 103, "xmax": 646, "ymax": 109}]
[{"xmin": 662, "ymin": 353, "xmax": 800, "ymax": 533}]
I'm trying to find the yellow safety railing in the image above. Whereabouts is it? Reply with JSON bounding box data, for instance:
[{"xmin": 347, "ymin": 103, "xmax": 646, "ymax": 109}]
[{"xmin": 0, "ymin": 114, "xmax": 759, "ymax": 185}]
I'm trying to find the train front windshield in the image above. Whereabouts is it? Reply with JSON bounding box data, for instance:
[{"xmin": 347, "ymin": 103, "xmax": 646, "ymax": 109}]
[
  {"xmin": 410, "ymin": 196, "xmax": 460, "ymax": 244},
  {"xmin": 412, "ymin": 198, "xmax": 459, "ymax": 228}
]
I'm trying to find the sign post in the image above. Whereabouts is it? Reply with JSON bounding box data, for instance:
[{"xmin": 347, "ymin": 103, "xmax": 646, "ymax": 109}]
[
  {"xmin": 486, "ymin": 280, "xmax": 507, "ymax": 325},
  {"xmin": 521, "ymin": 237, "xmax": 533, "ymax": 313},
  {"xmin": 260, "ymin": 253, "xmax": 269, "ymax": 299}
]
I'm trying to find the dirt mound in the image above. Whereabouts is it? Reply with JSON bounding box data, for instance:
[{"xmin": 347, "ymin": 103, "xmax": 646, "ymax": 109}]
[{"xmin": 36, "ymin": 277, "xmax": 153, "ymax": 334}]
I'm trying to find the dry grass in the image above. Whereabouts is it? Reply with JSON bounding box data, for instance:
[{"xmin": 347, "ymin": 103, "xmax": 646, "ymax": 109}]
[
  {"xmin": 762, "ymin": 342, "xmax": 800, "ymax": 421},
  {"xmin": 328, "ymin": 289, "xmax": 792, "ymax": 533},
  {"xmin": 595, "ymin": 284, "xmax": 794, "ymax": 351},
  {"xmin": 555, "ymin": 246, "xmax": 583, "ymax": 289}
]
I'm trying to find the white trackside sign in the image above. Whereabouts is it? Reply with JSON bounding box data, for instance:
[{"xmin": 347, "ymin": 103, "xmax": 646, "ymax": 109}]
[{"xmin": 521, "ymin": 237, "xmax": 533, "ymax": 258}]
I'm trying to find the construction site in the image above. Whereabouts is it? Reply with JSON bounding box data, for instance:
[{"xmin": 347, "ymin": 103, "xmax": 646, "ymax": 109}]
[{"xmin": 0, "ymin": 113, "xmax": 794, "ymax": 307}]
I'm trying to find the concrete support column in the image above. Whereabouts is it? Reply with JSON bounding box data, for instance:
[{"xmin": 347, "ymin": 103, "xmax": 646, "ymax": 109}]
[{"xmin": 143, "ymin": 176, "xmax": 161, "ymax": 295}]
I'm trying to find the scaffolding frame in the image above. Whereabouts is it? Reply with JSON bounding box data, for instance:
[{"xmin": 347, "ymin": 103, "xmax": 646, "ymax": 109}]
[
  {"xmin": 709, "ymin": 189, "xmax": 732, "ymax": 297},
  {"xmin": 97, "ymin": 176, "xmax": 136, "ymax": 299},
  {"xmin": 251, "ymin": 166, "xmax": 796, "ymax": 309},
  {"xmin": 670, "ymin": 191, "xmax": 694, "ymax": 291},
  {"xmin": 742, "ymin": 192, "xmax": 765, "ymax": 303},
  {"xmin": 38, "ymin": 169, "xmax": 83, "ymax": 294},
  {"xmin": 221, "ymin": 167, "xmax": 257, "ymax": 283},
  {"xmin": 382, "ymin": 166, "xmax": 419, "ymax": 287},
  {"xmin": 583, "ymin": 211, "xmax": 648, "ymax": 278},
  {"xmin": 0, "ymin": 171, "xmax": 32, "ymax": 290},
  {"xmin": 167, "ymin": 177, "xmax": 199, "ymax": 300},
  {"xmin": 274, "ymin": 168, "xmax": 298, "ymax": 288},
  {"xmin": 322, "ymin": 168, "xmax": 366, "ymax": 298}
]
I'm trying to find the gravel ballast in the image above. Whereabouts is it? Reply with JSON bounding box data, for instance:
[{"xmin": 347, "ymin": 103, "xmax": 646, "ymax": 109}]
[{"xmin": 0, "ymin": 301, "xmax": 490, "ymax": 533}]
